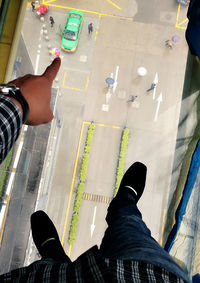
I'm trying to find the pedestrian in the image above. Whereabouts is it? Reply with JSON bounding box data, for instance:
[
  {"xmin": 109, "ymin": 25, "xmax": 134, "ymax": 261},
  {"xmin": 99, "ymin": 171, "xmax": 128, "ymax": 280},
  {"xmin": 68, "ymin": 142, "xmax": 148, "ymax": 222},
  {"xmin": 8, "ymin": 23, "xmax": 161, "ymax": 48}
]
[
  {"xmin": 88, "ymin": 23, "xmax": 93, "ymax": 34},
  {"xmin": 127, "ymin": 95, "xmax": 138, "ymax": 102},
  {"xmin": 31, "ymin": 1, "xmax": 35, "ymax": 12},
  {"xmin": 147, "ymin": 82, "xmax": 156, "ymax": 92},
  {"xmin": 49, "ymin": 16, "xmax": 55, "ymax": 28},
  {"xmin": 165, "ymin": 39, "xmax": 173, "ymax": 49}
]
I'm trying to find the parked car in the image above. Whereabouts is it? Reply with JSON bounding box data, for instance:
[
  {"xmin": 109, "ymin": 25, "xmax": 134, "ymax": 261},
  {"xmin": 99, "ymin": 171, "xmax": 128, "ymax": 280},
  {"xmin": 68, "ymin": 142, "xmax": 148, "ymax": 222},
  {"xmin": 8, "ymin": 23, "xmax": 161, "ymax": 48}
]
[
  {"xmin": 177, "ymin": 0, "xmax": 190, "ymax": 5},
  {"xmin": 36, "ymin": 4, "xmax": 48, "ymax": 17},
  {"xmin": 59, "ymin": 10, "xmax": 83, "ymax": 53}
]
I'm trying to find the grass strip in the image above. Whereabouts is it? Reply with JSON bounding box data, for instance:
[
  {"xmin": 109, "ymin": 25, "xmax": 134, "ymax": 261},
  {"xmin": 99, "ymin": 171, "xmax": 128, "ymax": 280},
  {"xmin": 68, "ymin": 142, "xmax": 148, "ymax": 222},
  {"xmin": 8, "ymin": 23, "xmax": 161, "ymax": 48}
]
[
  {"xmin": 0, "ymin": 150, "xmax": 13, "ymax": 201},
  {"xmin": 68, "ymin": 123, "xmax": 95, "ymax": 245},
  {"xmin": 114, "ymin": 128, "xmax": 130, "ymax": 197}
]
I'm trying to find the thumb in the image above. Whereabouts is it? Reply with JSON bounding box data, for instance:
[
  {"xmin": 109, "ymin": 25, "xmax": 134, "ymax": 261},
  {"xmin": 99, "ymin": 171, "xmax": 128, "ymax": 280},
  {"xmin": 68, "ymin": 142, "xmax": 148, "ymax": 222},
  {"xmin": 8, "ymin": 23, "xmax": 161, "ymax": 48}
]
[{"xmin": 42, "ymin": 57, "xmax": 61, "ymax": 82}]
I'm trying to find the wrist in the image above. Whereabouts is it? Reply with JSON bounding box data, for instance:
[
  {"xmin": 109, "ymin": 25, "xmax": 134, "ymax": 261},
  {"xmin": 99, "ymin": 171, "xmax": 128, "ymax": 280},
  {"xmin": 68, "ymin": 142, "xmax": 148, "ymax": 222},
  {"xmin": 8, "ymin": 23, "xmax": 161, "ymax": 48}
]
[
  {"xmin": 9, "ymin": 97, "xmax": 23, "ymax": 118},
  {"xmin": 0, "ymin": 84, "xmax": 29, "ymax": 124}
]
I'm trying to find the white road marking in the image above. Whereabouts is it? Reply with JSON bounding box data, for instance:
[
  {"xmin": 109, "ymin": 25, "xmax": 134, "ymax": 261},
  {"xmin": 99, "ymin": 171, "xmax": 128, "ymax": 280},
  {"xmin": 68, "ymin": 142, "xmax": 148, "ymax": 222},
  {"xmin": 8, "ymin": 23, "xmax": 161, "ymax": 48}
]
[
  {"xmin": 90, "ymin": 206, "xmax": 97, "ymax": 237},
  {"xmin": 154, "ymin": 92, "xmax": 163, "ymax": 122},
  {"xmin": 13, "ymin": 141, "xmax": 23, "ymax": 169},
  {"xmin": 0, "ymin": 205, "xmax": 6, "ymax": 229},
  {"xmin": 106, "ymin": 87, "xmax": 112, "ymax": 104},
  {"xmin": 113, "ymin": 65, "xmax": 119, "ymax": 93},
  {"xmin": 6, "ymin": 173, "xmax": 15, "ymax": 196}
]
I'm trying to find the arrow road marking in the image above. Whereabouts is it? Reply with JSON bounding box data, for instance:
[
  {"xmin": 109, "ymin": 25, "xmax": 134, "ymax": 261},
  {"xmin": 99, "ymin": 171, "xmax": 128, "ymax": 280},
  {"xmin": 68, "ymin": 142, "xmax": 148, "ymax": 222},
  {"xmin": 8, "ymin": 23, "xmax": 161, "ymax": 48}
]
[
  {"xmin": 153, "ymin": 72, "xmax": 158, "ymax": 100},
  {"xmin": 113, "ymin": 65, "xmax": 119, "ymax": 93},
  {"xmin": 106, "ymin": 87, "xmax": 112, "ymax": 104},
  {"xmin": 154, "ymin": 92, "xmax": 163, "ymax": 122},
  {"xmin": 90, "ymin": 206, "xmax": 97, "ymax": 237}
]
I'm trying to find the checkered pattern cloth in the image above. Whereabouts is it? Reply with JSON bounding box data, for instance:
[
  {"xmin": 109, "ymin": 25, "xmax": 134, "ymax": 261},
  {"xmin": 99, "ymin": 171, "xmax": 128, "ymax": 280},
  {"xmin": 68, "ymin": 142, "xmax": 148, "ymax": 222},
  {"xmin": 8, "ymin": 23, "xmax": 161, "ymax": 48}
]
[
  {"xmin": 0, "ymin": 95, "xmax": 22, "ymax": 165},
  {"xmin": 0, "ymin": 246, "xmax": 189, "ymax": 283}
]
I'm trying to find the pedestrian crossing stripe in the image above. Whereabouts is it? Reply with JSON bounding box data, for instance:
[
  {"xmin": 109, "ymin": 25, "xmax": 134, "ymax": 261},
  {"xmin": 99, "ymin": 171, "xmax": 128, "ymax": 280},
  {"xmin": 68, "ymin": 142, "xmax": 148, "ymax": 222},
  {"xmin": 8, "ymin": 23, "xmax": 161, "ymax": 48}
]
[{"xmin": 82, "ymin": 192, "xmax": 112, "ymax": 204}]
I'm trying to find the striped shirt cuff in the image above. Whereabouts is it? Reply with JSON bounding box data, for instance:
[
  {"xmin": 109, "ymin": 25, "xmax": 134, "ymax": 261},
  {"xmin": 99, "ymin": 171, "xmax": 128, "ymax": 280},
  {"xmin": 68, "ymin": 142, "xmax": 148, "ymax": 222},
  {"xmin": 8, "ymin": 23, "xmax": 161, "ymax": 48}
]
[{"xmin": 0, "ymin": 95, "xmax": 22, "ymax": 164}]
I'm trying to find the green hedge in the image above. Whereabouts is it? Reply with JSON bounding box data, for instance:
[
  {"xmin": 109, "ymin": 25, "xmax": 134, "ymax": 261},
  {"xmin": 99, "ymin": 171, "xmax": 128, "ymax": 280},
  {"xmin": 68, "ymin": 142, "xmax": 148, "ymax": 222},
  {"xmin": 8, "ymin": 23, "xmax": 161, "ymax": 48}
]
[
  {"xmin": 79, "ymin": 153, "xmax": 89, "ymax": 182},
  {"xmin": 68, "ymin": 123, "xmax": 95, "ymax": 245},
  {"xmin": 114, "ymin": 128, "xmax": 130, "ymax": 197},
  {"xmin": 0, "ymin": 150, "xmax": 13, "ymax": 201}
]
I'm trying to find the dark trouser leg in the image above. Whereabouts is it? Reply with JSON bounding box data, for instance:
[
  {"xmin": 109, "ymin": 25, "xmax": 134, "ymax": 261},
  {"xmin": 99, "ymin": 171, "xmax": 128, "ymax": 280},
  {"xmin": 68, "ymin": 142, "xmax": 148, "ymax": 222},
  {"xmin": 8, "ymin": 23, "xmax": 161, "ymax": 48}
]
[{"xmin": 99, "ymin": 192, "xmax": 189, "ymax": 281}]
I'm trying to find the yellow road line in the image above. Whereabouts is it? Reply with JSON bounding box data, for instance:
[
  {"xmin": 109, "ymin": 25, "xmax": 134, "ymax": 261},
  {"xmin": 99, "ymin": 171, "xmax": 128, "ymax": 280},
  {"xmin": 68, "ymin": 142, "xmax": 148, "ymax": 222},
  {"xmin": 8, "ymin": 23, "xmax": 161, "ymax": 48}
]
[
  {"xmin": 43, "ymin": 0, "xmax": 57, "ymax": 4},
  {"xmin": 105, "ymin": 0, "xmax": 121, "ymax": 10},
  {"xmin": 64, "ymin": 86, "xmax": 84, "ymax": 91},
  {"xmin": 62, "ymin": 72, "xmax": 66, "ymax": 88},
  {"xmin": 176, "ymin": 25, "xmax": 186, "ymax": 30},
  {"xmin": 44, "ymin": 3, "xmax": 132, "ymax": 20},
  {"xmin": 0, "ymin": 195, "xmax": 10, "ymax": 244},
  {"xmin": 68, "ymin": 244, "xmax": 72, "ymax": 257},
  {"xmin": 95, "ymin": 122, "xmax": 121, "ymax": 128},
  {"xmin": 178, "ymin": 18, "xmax": 188, "ymax": 26},
  {"xmin": 159, "ymin": 209, "xmax": 166, "ymax": 246},
  {"xmin": 175, "ymin": 3, "xmax": 187, "ymax": 30},
  {"xmin": 85, "ymin": 76, "xmax": 90, "ymax": 89},
  {"xmin": 96, "ymin": 123, "xmax": 105, "ymax": 127},
  {"xmin": 94, "ymin": 31, "xmax": 98, "ymax": 41},
  {"xmin": 175, "ymin": 4, "xmax": 180, "ymax": 27},
  {"xmin": 61, "ymin": 121, "xmax": 85, "ymax": 245},
  {"xmin": 62, "ymin": 72, "xmax": 90, "ymax": 91}
]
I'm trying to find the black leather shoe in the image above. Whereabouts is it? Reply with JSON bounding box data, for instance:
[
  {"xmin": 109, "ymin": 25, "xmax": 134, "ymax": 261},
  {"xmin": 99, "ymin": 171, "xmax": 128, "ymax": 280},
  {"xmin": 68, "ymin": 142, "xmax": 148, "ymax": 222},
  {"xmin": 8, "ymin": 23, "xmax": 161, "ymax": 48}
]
[
  {"xmin": 117, "ymin": 162, "xmax": 147, "ymax": 203},
  {"xmin": 31, "ymin": 210, "xmax": 67, "ymax": 261}
]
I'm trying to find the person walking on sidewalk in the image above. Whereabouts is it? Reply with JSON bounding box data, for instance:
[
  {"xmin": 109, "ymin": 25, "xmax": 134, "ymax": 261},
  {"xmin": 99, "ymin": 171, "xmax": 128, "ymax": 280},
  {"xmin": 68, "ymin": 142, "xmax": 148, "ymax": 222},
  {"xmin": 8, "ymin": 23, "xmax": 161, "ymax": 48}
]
[
  {"xmin": 165, "ymin": 39, "xmax": 174, "ymax": 49},
  {"xmin": 147, "ymin": 82, "xmax": 156, "ymax": 92},
  {"xmin": 127, "ymin": 95, "xmax": 138, "ymax": 102},
  {"xmin": 88, "ymin": 23, "xmax": 93, "ymax": 34},
  {"xmin": 31, "ymin": 1, "xmax": 35, "ymax": 12},
  {"xmin": 49, "ymin": 16, "xmax": 55, "ymax": 28}
]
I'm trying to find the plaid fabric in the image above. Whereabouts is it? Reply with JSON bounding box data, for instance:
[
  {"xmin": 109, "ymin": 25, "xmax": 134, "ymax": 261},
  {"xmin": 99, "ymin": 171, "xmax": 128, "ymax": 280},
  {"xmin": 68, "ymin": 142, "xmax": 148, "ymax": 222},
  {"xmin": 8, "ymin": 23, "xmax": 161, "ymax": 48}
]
[
  {"xmin": 0, "ymin": 95, "xmax": 22, "ymax": 164},
  {"xmin": 0, "ymin": 246, "xmax": 189, "ymax": 283}
]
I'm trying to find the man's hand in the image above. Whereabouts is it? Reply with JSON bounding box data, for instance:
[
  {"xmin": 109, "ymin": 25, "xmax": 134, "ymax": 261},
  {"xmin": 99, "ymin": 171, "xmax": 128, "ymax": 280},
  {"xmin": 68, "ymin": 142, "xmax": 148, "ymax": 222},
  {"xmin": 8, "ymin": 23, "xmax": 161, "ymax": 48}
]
[{"xmin": 9, "ymin": 57, "xmax": 61, "ymax": 125}]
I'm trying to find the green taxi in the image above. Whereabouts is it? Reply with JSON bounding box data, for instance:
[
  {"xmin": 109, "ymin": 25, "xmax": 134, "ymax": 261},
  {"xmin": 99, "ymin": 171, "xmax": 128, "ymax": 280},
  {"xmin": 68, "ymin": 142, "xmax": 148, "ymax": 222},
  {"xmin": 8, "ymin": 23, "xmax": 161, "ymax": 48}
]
[{"xmin": 59, "ymin": 10, "xmax": 83, "ymax": 53}]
